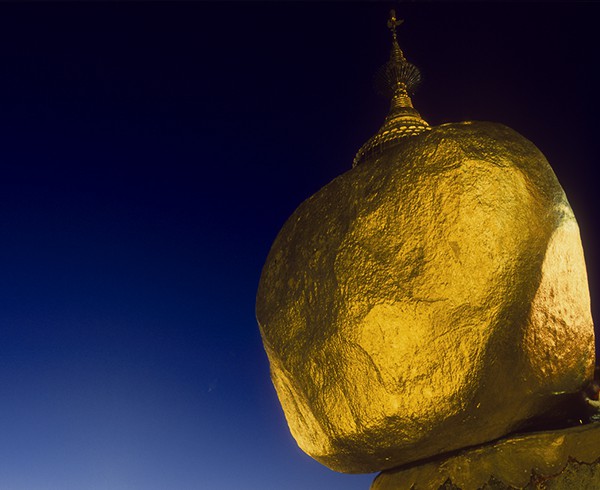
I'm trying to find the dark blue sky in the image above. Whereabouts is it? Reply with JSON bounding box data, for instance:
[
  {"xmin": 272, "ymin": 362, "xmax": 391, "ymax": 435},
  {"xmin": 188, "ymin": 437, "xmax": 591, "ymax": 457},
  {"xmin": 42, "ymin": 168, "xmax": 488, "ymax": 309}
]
[{"xmin": 0, "ymin": 3, "xmax": 598, "ymax": 489}]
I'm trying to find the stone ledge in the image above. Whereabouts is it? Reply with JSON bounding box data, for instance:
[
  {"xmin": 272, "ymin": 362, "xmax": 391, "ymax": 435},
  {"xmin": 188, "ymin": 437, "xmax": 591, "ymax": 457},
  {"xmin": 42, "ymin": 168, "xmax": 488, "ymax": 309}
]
[{"xmin": 371, "ymin": 422, "xmax": 600, "ymax": 490}]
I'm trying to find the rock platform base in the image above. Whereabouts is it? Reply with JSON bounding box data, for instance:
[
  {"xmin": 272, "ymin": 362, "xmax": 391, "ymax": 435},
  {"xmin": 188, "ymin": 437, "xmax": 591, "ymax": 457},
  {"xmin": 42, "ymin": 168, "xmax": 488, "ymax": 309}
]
[{"xmin": 371, "ymin": 422, "xmax": 600, "ymax": 490}]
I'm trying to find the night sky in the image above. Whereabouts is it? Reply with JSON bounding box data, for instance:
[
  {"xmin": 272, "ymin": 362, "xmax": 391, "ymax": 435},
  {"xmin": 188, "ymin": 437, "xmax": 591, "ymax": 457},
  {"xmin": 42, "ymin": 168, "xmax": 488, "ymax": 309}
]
[{"xmin": 0, "ymin": 3, "xmax": 598, "ymax": 490}]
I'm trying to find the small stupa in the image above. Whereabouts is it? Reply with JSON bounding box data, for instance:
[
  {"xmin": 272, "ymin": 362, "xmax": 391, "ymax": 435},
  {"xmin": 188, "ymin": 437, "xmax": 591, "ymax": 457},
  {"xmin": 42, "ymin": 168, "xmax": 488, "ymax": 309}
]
[
  {"xmin": 256, "ymin": 9, "xmax": 596, "ymax": 483},
  {"xmin": 353, "ymin": 11, "xmax": 430, "ymax": 166}
]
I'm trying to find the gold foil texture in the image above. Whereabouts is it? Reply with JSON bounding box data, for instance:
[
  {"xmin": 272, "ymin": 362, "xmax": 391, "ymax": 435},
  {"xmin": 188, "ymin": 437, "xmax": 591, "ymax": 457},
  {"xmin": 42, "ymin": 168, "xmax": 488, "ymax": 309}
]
[{"xmin": 256, "ymin": 122, "xmax": 594, "ymax": 473}]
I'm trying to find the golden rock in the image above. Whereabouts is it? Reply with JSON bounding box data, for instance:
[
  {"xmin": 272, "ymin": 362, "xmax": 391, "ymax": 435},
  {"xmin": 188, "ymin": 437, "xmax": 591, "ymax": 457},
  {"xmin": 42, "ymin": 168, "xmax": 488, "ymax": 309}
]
[
  {"xmin": 256, "ymin": 11, "xmax": 594, "ymax": 475},
  {"xmin": 256, "ymin": 121, "xmax": 594, "ymax": 473}
]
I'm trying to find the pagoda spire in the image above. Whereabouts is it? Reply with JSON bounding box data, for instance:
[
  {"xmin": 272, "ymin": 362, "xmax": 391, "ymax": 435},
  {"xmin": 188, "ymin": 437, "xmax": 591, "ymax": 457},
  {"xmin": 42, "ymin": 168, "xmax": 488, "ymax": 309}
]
[{"xmin": 353, "ymin": 10, "xmax": 430, "ymax": 167}]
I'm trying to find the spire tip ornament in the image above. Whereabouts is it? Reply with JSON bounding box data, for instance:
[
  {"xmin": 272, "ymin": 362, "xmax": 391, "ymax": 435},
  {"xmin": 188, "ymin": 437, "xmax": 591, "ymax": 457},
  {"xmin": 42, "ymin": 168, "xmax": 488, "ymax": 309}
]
[{"xmin": 387, "ymin": 9, "xmax": 404, "ymax": 38}]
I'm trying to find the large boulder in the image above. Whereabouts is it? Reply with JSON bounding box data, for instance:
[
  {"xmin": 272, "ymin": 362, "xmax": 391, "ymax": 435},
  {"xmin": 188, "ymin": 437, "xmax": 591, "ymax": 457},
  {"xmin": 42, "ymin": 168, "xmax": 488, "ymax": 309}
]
[{"xmin": 256, "ymin": 121, "xmax": 595, "ymax": 473}]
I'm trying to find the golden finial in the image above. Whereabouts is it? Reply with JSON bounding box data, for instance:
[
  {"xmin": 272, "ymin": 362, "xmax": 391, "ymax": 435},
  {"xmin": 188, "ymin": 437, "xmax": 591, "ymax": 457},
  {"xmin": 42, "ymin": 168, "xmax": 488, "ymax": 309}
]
[
  {"xmin": 387, "ymin": 9, "xmax": 403, "ymax": 38},
  {"xmin": 353, "ymin": 10, "xmax": 430, "ymax": 167},
  {"xmin": 380, "ymin": 9, "xmax": 419, "ymax": 95},
  {"xmin": 387, "ymin": 9, "xmax": 406, "ymax": 64}
]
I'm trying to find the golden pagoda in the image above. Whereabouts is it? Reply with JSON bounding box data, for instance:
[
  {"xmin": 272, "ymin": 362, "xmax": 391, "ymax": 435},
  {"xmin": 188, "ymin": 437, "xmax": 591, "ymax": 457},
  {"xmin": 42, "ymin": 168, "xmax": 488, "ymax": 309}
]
[{"xmin": 256, "ymin": 10, "xmax": 597, "ymax": 484}]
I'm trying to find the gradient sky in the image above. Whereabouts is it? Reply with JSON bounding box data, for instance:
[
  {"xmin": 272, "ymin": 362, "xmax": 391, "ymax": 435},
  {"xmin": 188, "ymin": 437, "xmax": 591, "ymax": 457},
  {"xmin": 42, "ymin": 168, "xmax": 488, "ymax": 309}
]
[{"xmin": 0, "ymin": 3, "xmax": 598, "ymax": 490}]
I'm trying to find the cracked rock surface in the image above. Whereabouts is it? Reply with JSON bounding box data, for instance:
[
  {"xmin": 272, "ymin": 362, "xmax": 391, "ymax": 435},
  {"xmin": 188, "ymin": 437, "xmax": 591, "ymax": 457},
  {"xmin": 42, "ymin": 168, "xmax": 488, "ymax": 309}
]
[
  {"xmin": 256, "ymin": 121, "xmax": 595, "ymax": 473},
  {"xmin": 372, "ymin": 422, "xmax": 600, "ymax": 490}
]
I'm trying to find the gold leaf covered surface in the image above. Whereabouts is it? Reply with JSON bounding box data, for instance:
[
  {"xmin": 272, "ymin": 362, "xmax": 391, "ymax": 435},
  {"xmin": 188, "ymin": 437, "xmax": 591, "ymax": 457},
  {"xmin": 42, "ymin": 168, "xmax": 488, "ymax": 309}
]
[{"xmin": 256, "ymin": 121, "xmax": 594, "ymax": 473}]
